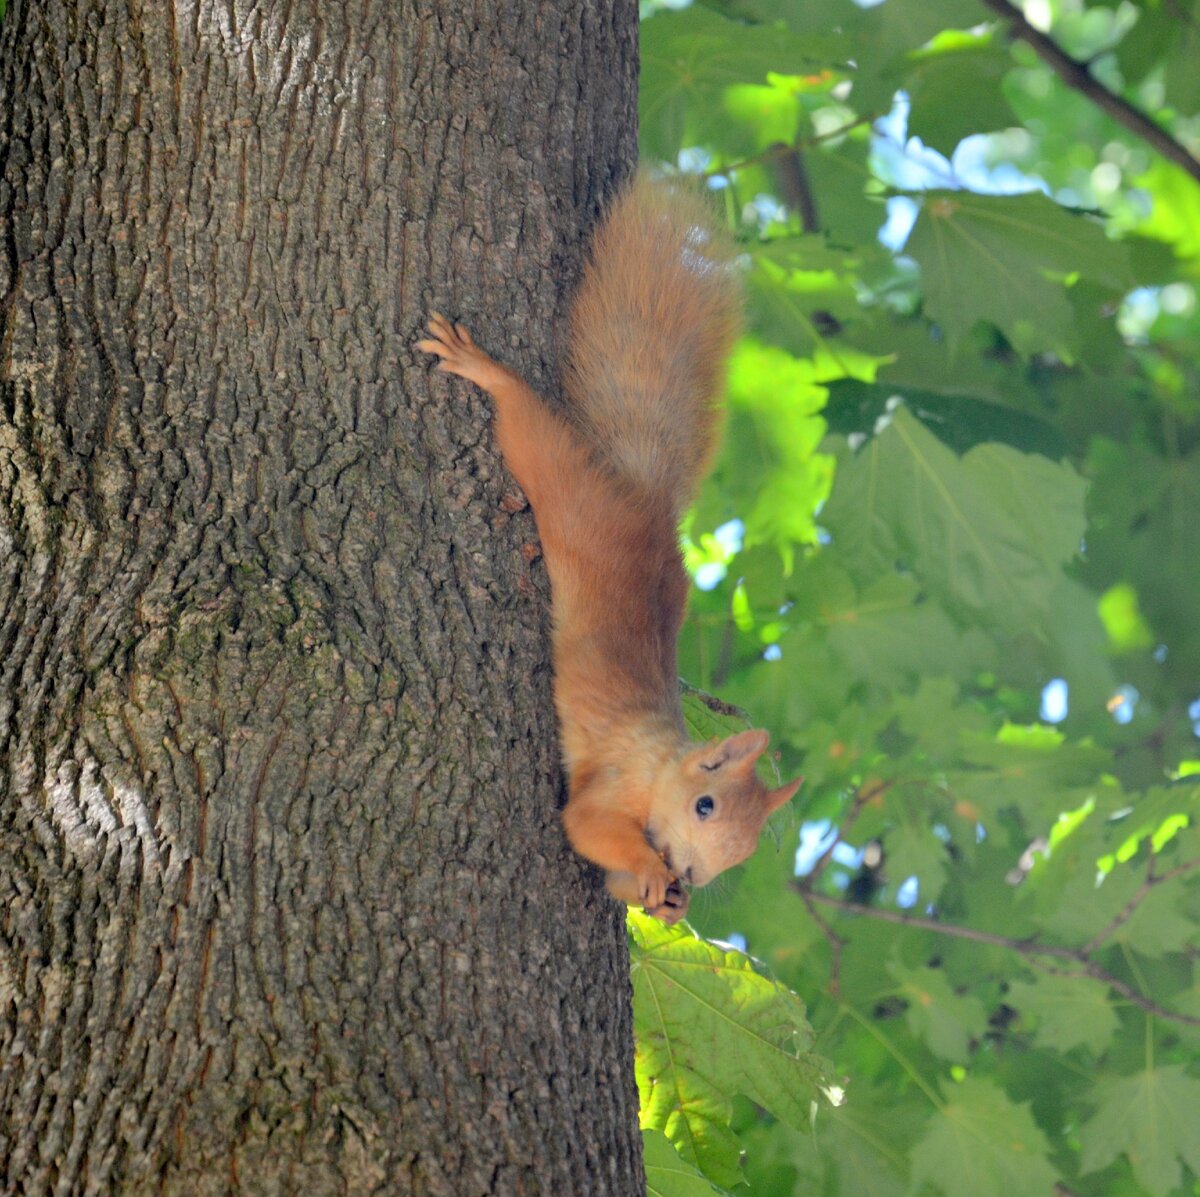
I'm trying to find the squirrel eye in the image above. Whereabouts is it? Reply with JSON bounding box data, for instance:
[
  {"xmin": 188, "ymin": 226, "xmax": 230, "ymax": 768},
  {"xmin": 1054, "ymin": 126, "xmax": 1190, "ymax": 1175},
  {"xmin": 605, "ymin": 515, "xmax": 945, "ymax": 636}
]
[{"xmin": 695, "ymin": 795, "xmax": 715, "ymax": 820}]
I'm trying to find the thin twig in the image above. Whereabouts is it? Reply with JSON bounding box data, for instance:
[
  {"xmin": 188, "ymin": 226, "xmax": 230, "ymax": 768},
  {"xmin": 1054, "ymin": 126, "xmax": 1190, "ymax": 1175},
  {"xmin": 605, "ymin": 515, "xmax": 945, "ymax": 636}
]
[
  {"xmin": 806, "ymin": 778, "xmax": 894, "ymax": 885},
  {"xmin": 703, "ymin": 113, "xmax": 883, "ymax": 181},
  {"xmin": 980, "ymin": 0, "xmax": 1200, "ymax": 185},
  {"xmin": 799, "ymin": 111, "xmax": 883, "ymax": 149},
  {"xmin": 704, "ymin": 143, "xmax": 792, "ymax": 181},
  {"xmin": 799, "ymin": 890, "xmax": 847, "ymax": 998}
]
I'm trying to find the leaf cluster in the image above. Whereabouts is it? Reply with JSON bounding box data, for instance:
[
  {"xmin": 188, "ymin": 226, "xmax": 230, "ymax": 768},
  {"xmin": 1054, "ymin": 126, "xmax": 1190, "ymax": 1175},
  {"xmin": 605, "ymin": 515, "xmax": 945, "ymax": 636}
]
[{"xmin": 635, "ymin": 1, "xmax": 1200, "ymax": 1193}]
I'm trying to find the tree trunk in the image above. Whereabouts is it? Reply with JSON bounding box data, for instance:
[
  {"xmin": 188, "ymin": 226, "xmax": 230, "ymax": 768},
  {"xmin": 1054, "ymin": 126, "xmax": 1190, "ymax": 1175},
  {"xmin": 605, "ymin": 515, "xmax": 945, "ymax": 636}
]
[{"xmin": 0, "ymin": 2, "xmax": 642, "ymax": 1193}]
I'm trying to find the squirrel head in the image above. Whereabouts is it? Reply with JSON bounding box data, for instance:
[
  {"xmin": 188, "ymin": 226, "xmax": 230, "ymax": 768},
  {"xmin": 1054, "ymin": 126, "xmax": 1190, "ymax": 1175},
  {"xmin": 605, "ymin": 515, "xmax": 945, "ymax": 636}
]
[{"xmin": 646, "ymin": 729, "xmax": 802, "ymax": 889}]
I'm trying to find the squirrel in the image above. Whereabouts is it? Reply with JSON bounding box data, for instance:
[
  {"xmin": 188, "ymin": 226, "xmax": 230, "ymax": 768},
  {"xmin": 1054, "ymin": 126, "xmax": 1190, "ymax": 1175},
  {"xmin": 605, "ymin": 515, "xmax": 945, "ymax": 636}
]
[{"xmin": 417, "ymin": 178, "xmax": 802, "ymax": 924}]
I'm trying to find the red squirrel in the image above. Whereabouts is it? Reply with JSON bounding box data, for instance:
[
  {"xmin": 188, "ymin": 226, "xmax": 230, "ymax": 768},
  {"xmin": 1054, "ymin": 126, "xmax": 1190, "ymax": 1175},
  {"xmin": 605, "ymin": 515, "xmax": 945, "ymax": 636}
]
[{"xmin": 417, "ymin": 178, "xmax": 802, "ymax": 924}]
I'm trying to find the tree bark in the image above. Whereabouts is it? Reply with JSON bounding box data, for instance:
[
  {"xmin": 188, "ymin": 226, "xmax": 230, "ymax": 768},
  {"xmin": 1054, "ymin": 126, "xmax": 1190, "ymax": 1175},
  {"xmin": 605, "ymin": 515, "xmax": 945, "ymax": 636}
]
[{"xmin": 0, "ymin": 2, "xmax": 642, "ymax": 1193}]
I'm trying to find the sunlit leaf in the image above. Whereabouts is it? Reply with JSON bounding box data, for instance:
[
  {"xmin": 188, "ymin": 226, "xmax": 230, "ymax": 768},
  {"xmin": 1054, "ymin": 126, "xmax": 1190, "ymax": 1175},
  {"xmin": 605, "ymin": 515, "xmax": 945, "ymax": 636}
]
[
  {"xmin": 706, "ymin": 338, "xmax": 835, "ymax": 555},
  {"xmin": 1097, "ymin": 581, "xmax": 1155, "ymax": 653},
  {"xmin": 641, "ymin": 7, "xmax": 842, "ymax": 160},
  {"xmin": 630, "ymin": 913, "xmax": 830, "ymax": 1186},
  {"xmin": 644, "ymin": 1128, "xmax": 731, "ymax": 1197}
]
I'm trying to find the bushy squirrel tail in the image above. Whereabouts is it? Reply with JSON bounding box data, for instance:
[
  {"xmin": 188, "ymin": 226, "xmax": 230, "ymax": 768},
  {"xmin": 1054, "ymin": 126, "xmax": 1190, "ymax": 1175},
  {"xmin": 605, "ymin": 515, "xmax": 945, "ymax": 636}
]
[{"xmin": 565, "ymin": 177, "xmax": 742, "ymax": 516}]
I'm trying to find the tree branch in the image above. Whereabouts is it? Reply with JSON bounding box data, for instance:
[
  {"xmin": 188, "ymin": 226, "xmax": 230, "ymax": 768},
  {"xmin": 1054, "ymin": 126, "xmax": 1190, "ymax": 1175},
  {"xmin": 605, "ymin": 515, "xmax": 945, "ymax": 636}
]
[
  {"xmin": 798, "ymin": 885, "xmax": 1200, "ymax": 1028},
  {"xmin": 773, "ymin": 144, "xmax": 821, "ymax": 234},
  {"xmin": 1082, "ymin": 853, "xmax": 1200, "ymax": 953},
  {"xmin": 980, "ymin": 0, "xmax": 1200, "ymax": 185}
]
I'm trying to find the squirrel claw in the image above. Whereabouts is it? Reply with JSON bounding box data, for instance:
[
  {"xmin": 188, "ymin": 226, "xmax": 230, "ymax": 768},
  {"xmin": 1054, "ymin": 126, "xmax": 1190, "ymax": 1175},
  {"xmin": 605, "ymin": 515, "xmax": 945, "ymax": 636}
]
[{"xmin": 645, "ymin": 879, "xmax": 689, "ymax": 925}]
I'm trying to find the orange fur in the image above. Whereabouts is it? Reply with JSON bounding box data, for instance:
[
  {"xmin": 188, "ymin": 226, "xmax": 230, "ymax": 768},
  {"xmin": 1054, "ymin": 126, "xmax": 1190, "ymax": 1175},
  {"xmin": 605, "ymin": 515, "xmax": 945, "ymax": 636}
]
[{"xmin": 416, "ymin": 179, "xmax": 802, "ymax": 924}]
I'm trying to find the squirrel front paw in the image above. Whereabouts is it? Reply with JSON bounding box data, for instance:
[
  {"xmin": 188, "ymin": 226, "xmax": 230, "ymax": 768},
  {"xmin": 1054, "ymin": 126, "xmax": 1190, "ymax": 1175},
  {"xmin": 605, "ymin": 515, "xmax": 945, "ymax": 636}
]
[
  {"xmin": 635, "ymin": 856, "xmax": 676, "ymax": 912},
  {"xmin": 646, "ymin": 878, "xmax": 690, "ymax": 926},
  {"xmin": 416, "ymin": 313, "xmax": 504, "ymax": 390},
  {"xmin": 604, "ymin": 865, "xmax": 690, "ymax": 925}
]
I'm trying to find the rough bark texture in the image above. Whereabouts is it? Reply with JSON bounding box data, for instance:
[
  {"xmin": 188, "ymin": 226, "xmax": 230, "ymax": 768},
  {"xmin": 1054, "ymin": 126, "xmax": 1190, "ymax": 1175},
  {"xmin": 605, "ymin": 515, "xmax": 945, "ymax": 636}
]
[{"xmin": 0, "ymin": 2, "xmax": 642, "ymax": 1193}]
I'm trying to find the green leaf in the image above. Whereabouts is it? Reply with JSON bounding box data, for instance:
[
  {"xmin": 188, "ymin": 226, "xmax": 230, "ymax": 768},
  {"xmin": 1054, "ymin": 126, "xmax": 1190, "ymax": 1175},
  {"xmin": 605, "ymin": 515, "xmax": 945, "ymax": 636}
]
[
  {"xmin": 630, "ymin": 912, "xmax": 830, "ymax": 1186},
  {"xmin": 822, "ymin": 408, "xmax": 1088, "ymax": 642},
  {"xmin": 722, "ymin": 81, "xmax": 801, "ymax": 153},
  {"xmin": 904, "ymin": 191, "xmax": 1135, "ymax": 356},
  {"xmin": 1007, "ymin": 973, "xmax": 1119, "ymax": 1054},
  {"xmin": 893, "ymin": 675, "xmax": 990, "ymax": 759},
  {"xmin": 909, "ymin": 1077, "xmax": 1060, "ymax": 1197},
  {"xmin": 746, "ymin": 238, "xmax": 873, "ymax": 361},
  {"xmin": 954, "ymin": 726, "xmax": 1112, "ymax": 824},
  {"xmin": 904, "ymin": 35, "xmax": 1016, "ymax": 156},
  {"xmin": 1083, "ymin": 442, "xmax": 1200, "ymax": 680},
  {"xmin": 1097, "ymin": 582, "xmax": 1155, "ymax": 653},
  {"xmin": 1114, "ymin": 0, "xmax": 1175, "ymax": 85},
  {"xmin": 888, "ymin": 961, "xmax": 989, "ymax": 1062},
  {"xmin": 1111, "ymin": 881, "xmax": 1198, "ymax": 959},
  {"xmin": 682, "ymin": 685, "xmax": 755, "ymax": 745},
  {"xmin": 686, "ymin": 830, "xmax": 829, "ymax": 977},
  {"xmin": 783, "ymin": 563, "xmax": 990, "ymax": 696},
  {"xmin": 857, "ymin": 0, "xmax": 987, "ymax": 53},
  {"xmin": 710, "ymin": 338, "xmax": 835, "ymax": 556},
  {"xmin": 884, "ymin": 820, "xmax": 951, "ymax": 906},
  {"xmin": 815, "ymin": 1096, "xmax": 917, "ymax": 1197},
  {"xmin": 1162, "ymin": 1, "xmax": 1200, "ymax": 115},
  {"xmin": 738, "ymin": 1091, "xmax": 919, "ymax": 1197},
  {"xmin": 804, "ymin": 134, "xmax": 889, "ymax": 246},
  {"xmin": 1080, "ymin": 1066, "xmax": 1200, "ymax": 1197},
  {"xmin": 638, "ymin": 5, "xmax": 1200, "ymax": 1194},
  {"xmin": 644, "ymin": 1129, "xmax": 731, "ymax": 1197},
  {"xmin": 846, "ymin": 0, "xmax": 989, "ymax": 112},
  {"xmin": 1118, "ymin": 160, "xmax": 1200, "ymax": 261},
  {"xmin": 1022, "ymin": 829, "xmax": 1139, "ymax": 943},
  {"xmin": 640, "ymin": 7, "xmax": 842, "ymax": 161}
]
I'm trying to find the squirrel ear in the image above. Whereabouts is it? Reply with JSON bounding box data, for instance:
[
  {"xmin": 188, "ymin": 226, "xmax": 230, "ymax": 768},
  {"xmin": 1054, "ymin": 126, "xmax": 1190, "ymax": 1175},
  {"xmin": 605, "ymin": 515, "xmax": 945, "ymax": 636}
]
[
  {"xmin": 767, "ymin": 776, "xmax": 804, "ymax": 812},
  {"xmin": 697, "ymin": 729, "xmax": 769, "ymax": 773}
]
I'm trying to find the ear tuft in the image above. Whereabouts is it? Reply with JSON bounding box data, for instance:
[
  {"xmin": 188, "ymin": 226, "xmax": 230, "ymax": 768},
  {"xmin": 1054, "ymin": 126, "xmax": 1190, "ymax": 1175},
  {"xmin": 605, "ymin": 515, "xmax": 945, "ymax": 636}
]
[
  {"xmin": 698, "ymin": 728, "xmax": 769, "ymax": 773},
  {"xmin": 767, "ymin": 776, "xmax": 803, "ymax": 812}
]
